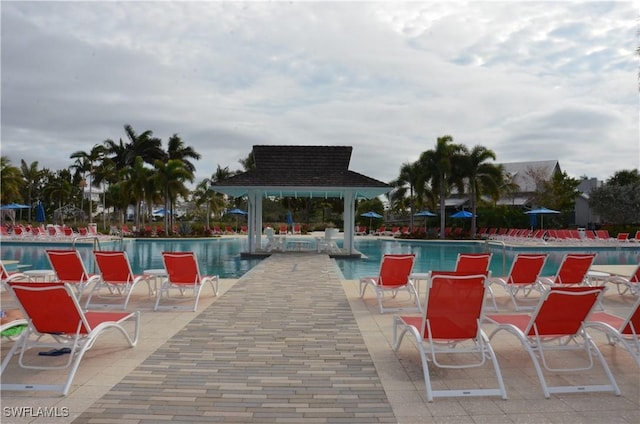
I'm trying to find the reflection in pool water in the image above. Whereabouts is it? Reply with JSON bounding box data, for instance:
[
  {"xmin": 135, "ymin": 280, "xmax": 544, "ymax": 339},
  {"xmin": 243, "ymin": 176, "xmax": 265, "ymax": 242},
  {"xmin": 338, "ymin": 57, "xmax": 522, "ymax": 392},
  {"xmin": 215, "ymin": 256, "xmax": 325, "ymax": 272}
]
[{"xmin": 1, "ymin": 237, "xmax": 638, "ymax": 280}]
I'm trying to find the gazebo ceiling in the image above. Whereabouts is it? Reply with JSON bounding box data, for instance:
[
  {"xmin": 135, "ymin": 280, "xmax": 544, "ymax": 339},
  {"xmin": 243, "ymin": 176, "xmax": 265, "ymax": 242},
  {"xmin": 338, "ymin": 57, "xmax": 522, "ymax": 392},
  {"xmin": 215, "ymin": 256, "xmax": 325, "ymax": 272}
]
[{"xmin": 211, "ymin": 186, "xmax": 390, "ymax": 200}]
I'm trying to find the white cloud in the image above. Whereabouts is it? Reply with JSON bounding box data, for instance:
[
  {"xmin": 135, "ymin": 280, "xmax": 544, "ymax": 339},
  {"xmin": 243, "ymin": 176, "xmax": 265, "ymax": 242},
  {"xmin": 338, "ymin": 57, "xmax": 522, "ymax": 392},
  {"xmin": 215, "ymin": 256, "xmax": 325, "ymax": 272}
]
[{"xmin": 1, "ymin": 1, "xmax": 638, "ymax": 187}]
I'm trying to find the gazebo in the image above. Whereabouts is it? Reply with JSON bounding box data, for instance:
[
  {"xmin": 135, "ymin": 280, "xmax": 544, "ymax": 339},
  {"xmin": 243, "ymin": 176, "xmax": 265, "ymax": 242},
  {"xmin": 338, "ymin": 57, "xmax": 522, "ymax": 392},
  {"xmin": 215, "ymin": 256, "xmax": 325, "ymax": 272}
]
[{"xmin": 209, "ymin": 145, "xmax": 391, "ymax": 255}]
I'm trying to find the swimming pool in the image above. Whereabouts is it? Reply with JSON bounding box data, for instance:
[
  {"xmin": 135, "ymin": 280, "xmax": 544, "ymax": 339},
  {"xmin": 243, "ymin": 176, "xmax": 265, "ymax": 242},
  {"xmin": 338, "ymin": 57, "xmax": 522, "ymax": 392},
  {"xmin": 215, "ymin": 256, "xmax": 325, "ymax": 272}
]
[
  {"xmin": 1, "ymin": 237, "xmax": 638, "ymax": 279},
  {"xmin": 344, "ymin": 239, "xmax": 640, "ymax": 278}
]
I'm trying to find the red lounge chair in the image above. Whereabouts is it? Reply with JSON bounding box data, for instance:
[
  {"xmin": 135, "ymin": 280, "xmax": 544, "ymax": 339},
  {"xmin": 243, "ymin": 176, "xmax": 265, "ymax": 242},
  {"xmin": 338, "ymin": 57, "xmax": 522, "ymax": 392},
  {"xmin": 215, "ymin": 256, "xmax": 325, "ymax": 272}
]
[
  {"xmin": 373, "ymin": 226, "xmax": 386, "ymax": 236},
  {"xmin": 616, "ymin": 232, "xmax": 629, "ymax": 243},
  {"xmin": 393, "ymin": 272, "xmax": 507, "ymax": 401},
  {"xmin": 596, "ymin": 230, "xmax": 612, "ymax": 241},
  {"xmin": 605, "ymin": 263, "xmax": 640, "ymax": 296},
  {"xmin": 530, "ymin": 229, "xmax": 547, "ymax": 241},
  {"xmin": 359, "ymin": 254, "xmax": 419, "ymax": 314},
  {"xmin": 87, "ymin": 225, "xmax": 102, "ymax": 237},
  {"xmin": 454, "ymin": 253, "xmax": 492, "ymax": 274},
  {"xmin": 486, "ymin": 286, "xmax": 620, "ymax": 398},
  {"xmin": 587, "ymin": 296, "xmax": 640, "ymax": 367},
  {"xmin": 0, "ymin": 261, "xmax": 28, "ymax": 284},
  {"xmin": 584, "ymin": 230, "xmax": 598, "ymax": 241},
  {"xmin": 155, "ymin": 252, "xmax": 219, "ymax": 311},
  {"xmin": 86, "ymin": 251, "xmax": 152, "ymax": 310},
  {"xmin": 354, "ymin": 226, "xmax": 367, "ymax": 236},
  {"xmin": 1, "ymin": 281, "xmax": 140, "ymax": 396},
  {"xmin": 538, "ymin": 253, "xmax": 596, "ymax": 287},
  {"xmin": 488, "ymin": 253, "xmax": 548, "ymax": 311},
  {"xmin": 45, "ymin": 249, "xmax": 100, "ymax": 297}
]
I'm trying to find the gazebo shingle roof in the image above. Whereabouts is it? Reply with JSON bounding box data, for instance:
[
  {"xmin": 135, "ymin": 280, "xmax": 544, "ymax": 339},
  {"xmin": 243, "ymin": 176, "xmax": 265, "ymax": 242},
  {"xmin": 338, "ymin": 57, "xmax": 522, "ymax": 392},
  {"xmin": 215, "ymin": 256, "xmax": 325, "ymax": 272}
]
[{"xmin": 210, "ymin": 145, "xmax": 390, "ymax": 198}]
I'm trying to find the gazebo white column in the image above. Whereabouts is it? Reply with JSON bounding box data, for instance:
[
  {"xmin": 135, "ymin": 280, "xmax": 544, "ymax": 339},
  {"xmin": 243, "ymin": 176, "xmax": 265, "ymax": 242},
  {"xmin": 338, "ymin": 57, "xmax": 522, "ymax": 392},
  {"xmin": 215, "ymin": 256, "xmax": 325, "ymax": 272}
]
[
  {"xmin": 247, "ymin": 189, "xmax": 263, "ymax": 253},
  {"xmin": 343, "ymin": 191, "xmax": 355, "ymax": 254}
]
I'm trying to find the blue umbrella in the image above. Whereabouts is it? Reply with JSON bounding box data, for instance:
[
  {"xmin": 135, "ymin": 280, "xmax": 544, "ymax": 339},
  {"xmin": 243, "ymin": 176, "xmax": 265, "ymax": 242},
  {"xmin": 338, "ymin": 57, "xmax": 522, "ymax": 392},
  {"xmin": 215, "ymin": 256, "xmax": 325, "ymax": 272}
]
[
  {"xmin": 35, "ymin": 203, "xmax": 46, "ymax": 223},
  {"xmin": 450, "ymin": 210, "xmax": 475, "ymax": 219},
  {"xmin": 414, "ymin": 210, "xmax": 437, "ymax": 217},
  {"xmin": 524, "ymin": 207, "xmax": 559, "ymax": 229},
  {"xmin": 286, "ymin": 210, "xmax": 293, "ymax": 226},
  {"xmin": 414, "ymin": 210, "xmax": 437, "ymax": 229},
  {"xmin": 226, "ymin": 208, "xmax": 248, "ymax": 232},
  {"xmin": 360, "ymin": 211, "xmax": 383, "ymax": 230},
  {"xmin": 0, "ymin": 202, "xmax": 29, "ymax": 210},
  {"xmin": 227, "ymin": 208, "xmax": 247, "ymax": 215},
  {"xmin": 1, "ymin": 203, "xmax": 29, "ymax": 222},
  {"xmin": 361, "ymin": 211, "xmax": 383, "ymax": 219},
  {"xmin": 152, "ymin": 208, "xmax": 169, "ymax": 217}
]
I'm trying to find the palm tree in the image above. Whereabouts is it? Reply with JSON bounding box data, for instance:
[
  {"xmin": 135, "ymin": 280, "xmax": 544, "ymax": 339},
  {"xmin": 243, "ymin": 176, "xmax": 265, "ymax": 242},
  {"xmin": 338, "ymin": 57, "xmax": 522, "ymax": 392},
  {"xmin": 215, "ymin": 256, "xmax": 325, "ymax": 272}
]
[
  {"xmin": 0, "ymin": 156, "xmax": 23, "ymax": 204},
  {"xmin": 389, "ymin": 161, "xmax": 421, "ymax": 232},
  {"xmin": 20, "ymin": 160, "xmax": 43, "ymax": 222},
  {"xmin": 165, "ymin": 134, "xmax": 201, "ymax": 173},
  {"xmin": 153, "ymin": 159, "xmax": 194, "ymax": 236},
  {"xmin": 103, "ymin": 137, "xmax": 128, "ymax": 169},
  {"xmin": 459, "ymin": 145, "xmax": 503, "ymax": 236},
  {"xmin": 238, "ymin": 151, "xmax": 255, "ymax": 171},
  {"xmin": 43, "ymin": 169, "xmax": 73, "ymax": 215},
  {"xmin": 92, "ymin": 156, "xmax": 119, "ymax": 228},
  {"xmin": 195, "ymin": 165, "xmax": 232, "ymax": 230},
  {"xmin": 418, "ymin": 135, "xmax": 467, "ymax": 239},
  {"xmin": 118, "ymin": 156, "xmax": 152, "ymax": 229},
  {"xmin": 164, "ymin": 134, "xmax": 201, "ymax": 228},
  {"xmin": 122, "ymin": 124, "xmax": 164, "ymax": 166},
  {"xmin": 499, "ymin": 172, "xmax": 521, "ymax": 206},
  {"xmin": 70, "ymin": 144, "xmax": 106, "ymax": 224}
]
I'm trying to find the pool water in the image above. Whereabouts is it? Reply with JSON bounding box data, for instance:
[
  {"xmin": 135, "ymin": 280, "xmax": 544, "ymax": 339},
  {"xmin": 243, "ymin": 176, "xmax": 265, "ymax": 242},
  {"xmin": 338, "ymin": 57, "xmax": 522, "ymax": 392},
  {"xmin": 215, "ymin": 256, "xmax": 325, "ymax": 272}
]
[
  {"xmin": 346, "ymin": 239, "xmax": 640, "ymax": 278},
  {"xmin": 1, "ymin": 237, "xmax": 638, "ymax": 279}
]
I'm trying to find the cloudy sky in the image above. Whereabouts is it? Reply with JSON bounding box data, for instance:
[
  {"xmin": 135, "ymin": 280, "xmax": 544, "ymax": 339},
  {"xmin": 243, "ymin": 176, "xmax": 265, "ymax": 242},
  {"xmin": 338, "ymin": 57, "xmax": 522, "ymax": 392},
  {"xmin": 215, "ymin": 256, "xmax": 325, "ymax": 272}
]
[{"xmin": 1, "ymin": 1, "xmax": 638, "ymax": 188}]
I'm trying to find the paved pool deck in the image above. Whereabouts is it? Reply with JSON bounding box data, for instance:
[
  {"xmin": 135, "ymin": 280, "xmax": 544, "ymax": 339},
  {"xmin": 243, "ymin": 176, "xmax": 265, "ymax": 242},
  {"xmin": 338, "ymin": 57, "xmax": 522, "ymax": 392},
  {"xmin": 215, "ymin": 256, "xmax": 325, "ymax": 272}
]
[{"xmin": 1, "ymin": 253, "xmax": 639, "ymax": 423}]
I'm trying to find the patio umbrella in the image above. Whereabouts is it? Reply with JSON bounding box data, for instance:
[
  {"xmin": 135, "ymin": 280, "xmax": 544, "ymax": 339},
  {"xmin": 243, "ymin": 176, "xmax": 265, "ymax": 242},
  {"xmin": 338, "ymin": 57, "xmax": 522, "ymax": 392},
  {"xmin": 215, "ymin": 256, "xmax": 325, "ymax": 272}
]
[
  {"xmin": 35, "ymin": 203, "xmax": 46, "ymax": 223},
  {"xmin": 1, "ymin": 203, "xmax": 30, "ymax": 221},
  {"xmin": 152, "ymin": 208, "xmax": 169, "ymax": 217},
  {"xmin": 226, "ymin": 208, "xmax": 248, "ymax": 232},
  {"xmin": 286, "ymin": 210, "xmax": 293, "ymax": 230},
  {"xmin": 450, "ymin": 210, "xmax": 475, "ymax": 219},
  {"xmin": 524, "ymin": 207, "xmax": 560, "ymax": 229},
  {"xmin": 0, "ymin": 203, "xmax": 29, "ymax": 209},
  {"xmin": 414, "ymin": 210, "xmax": 437, "ymax": 217},
  {"xmin": 361, "ymin": 211, "xmax": 383, "ymax": 231},
  {"xmin": 414, "ymin": 210, "xmax": 437, "ymax": 228}
]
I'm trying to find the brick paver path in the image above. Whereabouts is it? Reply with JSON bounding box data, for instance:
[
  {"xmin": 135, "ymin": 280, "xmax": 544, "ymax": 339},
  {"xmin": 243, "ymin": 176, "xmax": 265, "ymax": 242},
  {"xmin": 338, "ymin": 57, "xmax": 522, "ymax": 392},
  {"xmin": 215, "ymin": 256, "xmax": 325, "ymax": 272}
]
[{"xmin": 74, "ymin": 254, "xmax": 396, "ymax": 423}]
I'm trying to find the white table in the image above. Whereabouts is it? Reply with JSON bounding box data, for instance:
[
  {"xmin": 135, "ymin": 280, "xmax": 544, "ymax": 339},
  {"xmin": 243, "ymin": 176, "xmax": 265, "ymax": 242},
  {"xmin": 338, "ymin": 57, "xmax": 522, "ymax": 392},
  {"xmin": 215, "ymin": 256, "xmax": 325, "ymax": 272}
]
[
  {"xmin": 23, "ymin": 269, "xmax": 56, "ymax": 282},
  {"xmin": 143, "ymin": 269, "xmax": 167, "ymax": 297},
  {"xmin": 410, "ymin": 273, "xmax": 430, "ymax": 296}
]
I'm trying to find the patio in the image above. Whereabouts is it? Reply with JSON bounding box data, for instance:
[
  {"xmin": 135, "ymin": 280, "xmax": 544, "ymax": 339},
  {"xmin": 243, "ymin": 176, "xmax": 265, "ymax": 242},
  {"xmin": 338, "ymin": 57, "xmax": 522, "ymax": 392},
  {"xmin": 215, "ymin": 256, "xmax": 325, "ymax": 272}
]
[{"xmin": 1, "ymin": 253, "xmax": 638, "ymax": 423}]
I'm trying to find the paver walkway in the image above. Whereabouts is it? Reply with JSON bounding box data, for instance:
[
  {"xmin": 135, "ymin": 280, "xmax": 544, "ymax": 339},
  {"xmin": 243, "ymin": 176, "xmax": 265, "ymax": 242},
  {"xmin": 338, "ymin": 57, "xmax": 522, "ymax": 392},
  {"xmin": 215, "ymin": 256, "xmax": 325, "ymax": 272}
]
[{"xmin": 73, "ymin": 254, "xmax": 396, "ymax": 423}]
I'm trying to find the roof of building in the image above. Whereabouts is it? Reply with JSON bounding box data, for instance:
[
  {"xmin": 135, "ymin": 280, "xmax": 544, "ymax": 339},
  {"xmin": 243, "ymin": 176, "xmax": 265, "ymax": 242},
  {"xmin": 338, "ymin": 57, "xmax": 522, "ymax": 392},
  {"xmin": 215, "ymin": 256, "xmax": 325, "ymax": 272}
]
[
  {"xmin": 500, "ymin": 160, "xmax": 561, "ymax": 193},
  {"xmin": 210, "ymin": 145, "xmax": 391, "ymax": 199}
]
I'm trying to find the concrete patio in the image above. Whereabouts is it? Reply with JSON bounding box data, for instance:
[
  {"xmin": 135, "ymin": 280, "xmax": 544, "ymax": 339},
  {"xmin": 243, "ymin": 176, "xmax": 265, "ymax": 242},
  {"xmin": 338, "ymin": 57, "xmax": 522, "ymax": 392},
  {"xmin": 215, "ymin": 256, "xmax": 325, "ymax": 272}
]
[{"xmin": 1, "ymin": 253, "xmax": 638, "ymax": 423}]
